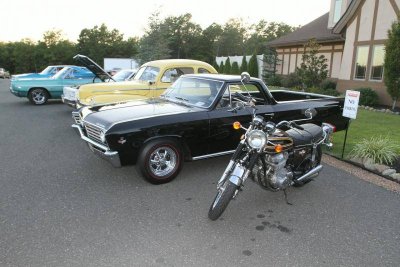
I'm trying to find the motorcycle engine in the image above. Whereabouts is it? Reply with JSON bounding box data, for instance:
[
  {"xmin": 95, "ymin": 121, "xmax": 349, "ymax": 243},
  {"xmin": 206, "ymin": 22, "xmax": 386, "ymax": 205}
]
[{"xmin": 253, "ymin": 152, "xmax": 293, "ymax": 191}]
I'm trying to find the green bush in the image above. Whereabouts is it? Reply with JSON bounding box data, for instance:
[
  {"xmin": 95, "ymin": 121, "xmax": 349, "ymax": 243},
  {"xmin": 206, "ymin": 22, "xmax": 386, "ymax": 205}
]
[
  {"xmin": 350, "ymin": 136, "xmax": 400, "ymax": 165},
  {"xmin": 231, "ymin": 62, "xmax": 240, "ymax": 74},
  {"xmin": 265, "ymin": 75, "xmax": 282, "ymax": 87},
  {"xmin": 307, "ymin": 87, "xmax": 340, "ymax": 96},
  {"xmin": 281, "ymin": 73, "xmax": 301, "ymax": 89},
  {"xmin": 355, "ymin": 87, "xmax": 379, "ymax": 106},
  {"xmin": 321, "ymin": 79, "xmax": 337, "ymax": 90}
]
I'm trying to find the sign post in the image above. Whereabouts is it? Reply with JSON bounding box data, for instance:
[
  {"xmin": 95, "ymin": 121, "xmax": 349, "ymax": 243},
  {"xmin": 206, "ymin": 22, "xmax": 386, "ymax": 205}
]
[{"xmin": 341, "ymin": 90, "xmax": 360, "ymax": 158}]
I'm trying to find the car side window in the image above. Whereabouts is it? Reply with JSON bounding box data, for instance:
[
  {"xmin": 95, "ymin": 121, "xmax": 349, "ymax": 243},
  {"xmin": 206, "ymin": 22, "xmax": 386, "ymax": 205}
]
[
  {"xmin": 161, "ymin": 67, "xmax": 194, "ymax": 83},
  {"xmin": 216, "ymin": 83, "xmax": 267, "ymax": 108},
  {"xmin": 198, "ymin": 68, "xmax": 211, "ymax": 74}
]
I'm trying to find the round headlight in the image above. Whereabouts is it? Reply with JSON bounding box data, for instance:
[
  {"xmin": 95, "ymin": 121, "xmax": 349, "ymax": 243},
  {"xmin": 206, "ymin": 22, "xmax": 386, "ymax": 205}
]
[
  {"xmin": 99, "ymin": 131, "xmax": 106, "ymax": 143},
  {"xmin": 247, "ymin": 130, "xmax": 267, "ymax": 149}
]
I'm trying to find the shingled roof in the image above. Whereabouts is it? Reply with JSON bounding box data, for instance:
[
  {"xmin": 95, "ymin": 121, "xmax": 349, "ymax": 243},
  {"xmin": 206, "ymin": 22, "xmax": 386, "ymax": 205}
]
[{"xmin": 267, "ymin": 13, "xmax": 344, "ymax": 47}]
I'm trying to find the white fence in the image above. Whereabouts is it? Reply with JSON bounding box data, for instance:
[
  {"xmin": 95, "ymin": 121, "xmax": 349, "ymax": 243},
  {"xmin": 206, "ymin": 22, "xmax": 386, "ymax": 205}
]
[{"xmin": 215, "ymin": 55, "xmax": 264, "ymax": 79}]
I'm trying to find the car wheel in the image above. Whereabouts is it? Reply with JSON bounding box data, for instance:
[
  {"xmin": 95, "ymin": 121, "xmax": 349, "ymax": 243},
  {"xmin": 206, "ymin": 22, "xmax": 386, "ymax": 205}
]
[
  {"xmin": 28, "ymin": 88, "xmax": 49, "ymax": 105},
  {"xmin": 137, "ymin": 139, "xmax": 183, "ymax": 184}
]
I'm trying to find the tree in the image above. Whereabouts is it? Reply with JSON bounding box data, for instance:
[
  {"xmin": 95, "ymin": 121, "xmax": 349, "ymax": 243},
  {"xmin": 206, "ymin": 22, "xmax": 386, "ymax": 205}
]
[
  {"xmin": 248, "ymin": 54, "xmax": 259, "ymax": 78},
  {"xmin": 217, "ymin": 19, "xmax": 247, "ymax": 56},
  {"xmin": 231, "ymin": 61, "xmax": 240, "ymax": 74},
  {"xmin": 77, "ymin": 23, "xmax": 136, "ymax": 64},
  {"xmin": 219, "ymin": 61, "xmax": 225, "ymax": 74},
  {"xmin": 240, "ymin": 56, "xmax": 248, "ymax": 72},
  {"xmin": 296, "ymin": 39, "xmax": 328, "ymax": 88},
  {"xmin": 384, "ymin": 19, "xmax": 400, "ymax": 110},
  {"xmin": 212, "ymin": 59, "xmax": 219, "ymax": 72},
  {"xmin": 224, "ymin": 57, "xmax": 231, "ymax": 74},
  {"xmin": 245, "ymin": 21, "xmax": 298, "ymax": 54}
]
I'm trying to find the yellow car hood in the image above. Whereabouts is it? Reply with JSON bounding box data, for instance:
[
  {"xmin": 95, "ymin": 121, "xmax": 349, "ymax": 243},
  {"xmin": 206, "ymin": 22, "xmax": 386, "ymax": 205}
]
[{"xmin": 78, "ymin": 80, "xmax": 163, "ymax": 106}]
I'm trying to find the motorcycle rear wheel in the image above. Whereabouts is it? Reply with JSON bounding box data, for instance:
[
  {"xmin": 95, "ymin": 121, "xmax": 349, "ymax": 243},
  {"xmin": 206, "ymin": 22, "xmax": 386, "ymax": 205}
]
[{"xmin": 208, "ymin": 180, "xmax": 237, "ymax": 221}]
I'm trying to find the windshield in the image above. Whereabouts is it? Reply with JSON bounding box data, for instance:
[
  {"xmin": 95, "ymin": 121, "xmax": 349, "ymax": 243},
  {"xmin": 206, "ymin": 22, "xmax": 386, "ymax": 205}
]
[
  {"xmin": 112, "ymin": 70, "xmax": 135, "ymax": 81},
  {"xmin": 52, "ymin": 67, "xmax": 72, "ymax": 79},
  {"xmin": 40, "ymin": 66, "xmax": 54, "ymax": 75},
  {"xmin": 133, "ymin": 66, "xmax": 160, "ymax": 82},
  {"xmin": 161, "ymin": 77, "xmax": 224, "ymax": 108}
]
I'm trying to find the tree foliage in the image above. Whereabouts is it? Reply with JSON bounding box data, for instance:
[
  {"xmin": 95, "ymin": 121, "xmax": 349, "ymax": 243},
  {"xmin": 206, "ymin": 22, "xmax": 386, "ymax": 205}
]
[
  {"xmin": 240, "ymin": 56, "xmax": 248, "ymax": 72},
  {"xmin": 296, "ymin": 39, "xmax": 328, "ymax": 88},
  {"xmin": 231, "ymin": 61, "xmax": 240, "ymax": 74},
  {"xmin": 224, "ymin": 57, "xmax": 231, "ymax": 74},
  {"xmin": 0, "ymin": 13, "xmax": 297, "ymax": 74},
  {"xmin": 248, "ymin": 54, "xmax": 259, "ymax": 77},
  {"xmin": 384, "ymin": 19, "xmax": 400, "ymax": 110}
]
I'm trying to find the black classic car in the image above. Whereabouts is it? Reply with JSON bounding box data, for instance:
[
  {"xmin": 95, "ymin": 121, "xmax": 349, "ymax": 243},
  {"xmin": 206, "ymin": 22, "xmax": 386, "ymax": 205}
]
[{"xmin": 72, "ymin": 74, "xmax": 348, "ymax": 184}]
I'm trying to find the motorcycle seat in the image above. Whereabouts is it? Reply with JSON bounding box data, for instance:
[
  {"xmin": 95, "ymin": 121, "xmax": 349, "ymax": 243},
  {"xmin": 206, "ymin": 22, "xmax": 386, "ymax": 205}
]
[{"xmin": 286, "ymin": 123, "xmax": 323, "ymax": 146}]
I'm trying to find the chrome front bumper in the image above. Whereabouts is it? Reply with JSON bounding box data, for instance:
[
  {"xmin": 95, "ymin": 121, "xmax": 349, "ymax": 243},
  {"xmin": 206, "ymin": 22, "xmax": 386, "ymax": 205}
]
[
  {"xmin": 72, "ymin": 124, "xmax": 121, "ymax": 167},
  {"xmin": 61, "ymin": 95, "xmax": 77, "ymax": 108}
]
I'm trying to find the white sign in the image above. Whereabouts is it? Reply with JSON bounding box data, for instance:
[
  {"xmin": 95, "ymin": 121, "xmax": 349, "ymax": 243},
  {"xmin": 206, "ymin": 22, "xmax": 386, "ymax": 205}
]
[{"xmin": 343, "ymin": 90, "xmax": 360, "ymax": 119}]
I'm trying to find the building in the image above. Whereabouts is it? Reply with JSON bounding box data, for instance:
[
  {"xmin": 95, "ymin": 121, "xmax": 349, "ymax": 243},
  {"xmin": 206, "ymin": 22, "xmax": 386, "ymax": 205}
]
[{"xmin": 267, "ymin": 0, "xmax": 400, "ymax": 107}]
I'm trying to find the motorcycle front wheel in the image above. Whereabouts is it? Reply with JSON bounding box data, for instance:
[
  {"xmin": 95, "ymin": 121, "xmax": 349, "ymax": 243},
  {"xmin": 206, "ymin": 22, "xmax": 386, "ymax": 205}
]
[{"xmin": 208, "ymin": 180, "xmax": 238, "ymax": 221}]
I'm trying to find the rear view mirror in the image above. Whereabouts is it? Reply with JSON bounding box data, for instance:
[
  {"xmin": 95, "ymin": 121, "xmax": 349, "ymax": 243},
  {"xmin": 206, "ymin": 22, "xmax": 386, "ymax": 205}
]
[
  {"xmin": 305, "ymin": 108, "xmax": 317, "ymax": 119},
  {"xmin": 240, "ymin": 72, "xmax": 250, "ymax": 83}
]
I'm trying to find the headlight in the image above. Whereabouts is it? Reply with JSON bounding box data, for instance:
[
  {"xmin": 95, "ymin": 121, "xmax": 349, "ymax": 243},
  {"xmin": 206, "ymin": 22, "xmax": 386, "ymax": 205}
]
[
  {"xmin": 99, "ymin": 130, "xmax": 106, "ymax": 143},
  {"xmin": 247, "ymin": 130, "xmax": 267, "ymax": 149}
]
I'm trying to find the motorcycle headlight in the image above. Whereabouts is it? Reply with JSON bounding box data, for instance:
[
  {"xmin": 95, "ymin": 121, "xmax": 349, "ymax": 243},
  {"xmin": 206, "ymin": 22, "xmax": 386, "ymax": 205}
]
[
  {"xmin": 247, "ymin": 130, "xmax": 267, "ymax": 149},
  {"xmin": 99, "ymin": 130, "xmax": 106, "ymax": 143}
]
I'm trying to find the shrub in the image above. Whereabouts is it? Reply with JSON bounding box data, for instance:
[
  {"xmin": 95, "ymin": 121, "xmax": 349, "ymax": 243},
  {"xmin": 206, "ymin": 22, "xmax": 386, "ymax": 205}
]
[
  {"xmin": 265, "ymin": 75, "xmax": 282, "ymax": 87},
  {"xmin": 224, "ymin": 58, "xmax": 232, "ymax": 74},
  {"xmin": 281, "ymin": 72, "xmax": 301, "ymax": 89},
  {"xmin": 350, "ymin": 136, "xmax": 400, "ymax": 165},
  {"xmin": 320, "ymin": 79, "xmax": 337, "ymax": 90},
  {"xmin": 307, "ymin": 87, "xmax": 340, "ymax": 96},
  {"xmin": 248, "ymin": 54, "xmax": 259, "ymax": 77},
  {"xmin": 355, "ymin": 87, "xmax": 379, "ymax": 106},
  {"xmin": 231, "ymin": 62, "xmax": 240, "ymax": 74},
  {"xmin": 240, "ymin": 56, "xmax": 248, "ymax": 72}
]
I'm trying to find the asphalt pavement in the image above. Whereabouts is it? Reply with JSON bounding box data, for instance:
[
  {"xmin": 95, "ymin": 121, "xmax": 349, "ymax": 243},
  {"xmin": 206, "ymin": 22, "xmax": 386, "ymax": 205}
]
[{"xmin": 0, "ymin": 79, "xmax": 399, "ymax": 267}]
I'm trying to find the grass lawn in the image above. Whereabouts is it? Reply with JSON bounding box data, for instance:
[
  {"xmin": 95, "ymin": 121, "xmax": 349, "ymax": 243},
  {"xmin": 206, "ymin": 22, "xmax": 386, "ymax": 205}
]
[{"xmin": 324, "ymin": 109, "xmax": 400, "ymax": 159}]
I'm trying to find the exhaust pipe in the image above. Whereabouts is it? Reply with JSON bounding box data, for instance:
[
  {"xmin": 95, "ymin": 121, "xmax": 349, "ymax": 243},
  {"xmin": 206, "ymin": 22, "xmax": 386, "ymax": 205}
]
[{"xmin": 296, "ymin": 165, "xmax": 323, "ymax": 183}]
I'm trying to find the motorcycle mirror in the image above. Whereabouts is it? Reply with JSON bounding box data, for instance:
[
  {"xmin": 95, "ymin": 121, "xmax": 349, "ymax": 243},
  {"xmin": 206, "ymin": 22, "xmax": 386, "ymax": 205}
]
[
  {"xmin": 240, "ymin": 72, "xmax": 251, "ymax": 83},
  {"xmin": 305, "ymin": 108, "xmax": 317, "ymax": 119}
]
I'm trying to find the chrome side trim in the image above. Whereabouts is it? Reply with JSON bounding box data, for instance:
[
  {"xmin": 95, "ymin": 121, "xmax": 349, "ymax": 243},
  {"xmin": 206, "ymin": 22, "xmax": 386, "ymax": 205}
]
[{"xmin": 192, "ymin": 150, "xmax": 235, "ymax": 161}]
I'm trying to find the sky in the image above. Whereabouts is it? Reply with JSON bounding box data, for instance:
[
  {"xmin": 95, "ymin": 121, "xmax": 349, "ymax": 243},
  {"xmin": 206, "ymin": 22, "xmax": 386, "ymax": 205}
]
[{"xmin": 2, "ymin": 0, "xmax": 331, "ymax": 42}]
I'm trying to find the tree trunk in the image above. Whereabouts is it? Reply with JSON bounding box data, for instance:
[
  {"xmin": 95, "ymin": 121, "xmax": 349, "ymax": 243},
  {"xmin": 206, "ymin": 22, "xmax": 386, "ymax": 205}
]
[{"xmin": 392, "ymin": 97, "xmax": 398, "ymax": 111}]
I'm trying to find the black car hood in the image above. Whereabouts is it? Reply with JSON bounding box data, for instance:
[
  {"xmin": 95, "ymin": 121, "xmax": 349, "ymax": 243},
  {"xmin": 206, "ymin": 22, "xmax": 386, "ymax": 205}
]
[
  {"xmin": 83, "ymin": 99, "xmax": 201, "ymax": 130},
  {"xmin": 73, "ymin": 54, "xmax": 114, "ymax": 82}
]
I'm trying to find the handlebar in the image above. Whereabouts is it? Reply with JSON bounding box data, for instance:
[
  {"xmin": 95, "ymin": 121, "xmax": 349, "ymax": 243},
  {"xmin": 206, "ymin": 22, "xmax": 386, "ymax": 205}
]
[{"xmin": 275, "ymin": 120, "xmax": 304, "ymax": 131}]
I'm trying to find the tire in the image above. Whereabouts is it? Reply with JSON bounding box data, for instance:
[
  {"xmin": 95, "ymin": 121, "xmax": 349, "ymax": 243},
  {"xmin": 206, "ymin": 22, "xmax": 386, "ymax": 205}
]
[
  {"xmin": 28, "ymin": 88, "xmax": 49, "ymax": 105},
  {"xmin": 137, "ymin": 138, "xmax": 183, "ymax": 184},
  {"xmin": 208, "ymin": 180, "xmax": 238, "ymax": 221},
  {"xmin": 293, "ymin": 145, "xmax": 322, "ymax": 187}
]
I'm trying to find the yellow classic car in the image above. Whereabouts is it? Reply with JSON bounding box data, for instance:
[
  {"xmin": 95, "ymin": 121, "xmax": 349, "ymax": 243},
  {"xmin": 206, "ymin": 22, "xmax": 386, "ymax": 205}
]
[{"xmin": 77, "ymin": 59, "xmax": 218, "ymax": 107}]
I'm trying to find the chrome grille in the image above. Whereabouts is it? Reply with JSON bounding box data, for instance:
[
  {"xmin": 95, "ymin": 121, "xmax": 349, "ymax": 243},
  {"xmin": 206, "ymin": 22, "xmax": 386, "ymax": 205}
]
[
  {"xmin": 72, "ymin": 112, "xmax": 81, "ymax": 125},
  {"xmin": 84, "ymin": 123, "xmax": 104, "ymax": 144}
]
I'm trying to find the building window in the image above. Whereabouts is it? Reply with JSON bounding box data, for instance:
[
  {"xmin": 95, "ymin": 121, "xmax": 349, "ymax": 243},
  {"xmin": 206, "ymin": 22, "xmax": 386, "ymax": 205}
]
[
  {"xmin": 333, "ymin": 0, "xmax": 343, "ymax": 23},
  {"xmin": 354, "ymin": 46, "xmax": 369, "ymax": 80},
  {"xmin": 370, "ymin": 45, "xmax": 385, "ymax": 81}
]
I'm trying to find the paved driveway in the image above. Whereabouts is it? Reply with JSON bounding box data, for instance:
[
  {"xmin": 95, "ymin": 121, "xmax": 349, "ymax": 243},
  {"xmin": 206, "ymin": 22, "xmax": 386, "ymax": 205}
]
[{"xmin": 0, "ymin": 79, "xmax": 399, "ymax": 266}]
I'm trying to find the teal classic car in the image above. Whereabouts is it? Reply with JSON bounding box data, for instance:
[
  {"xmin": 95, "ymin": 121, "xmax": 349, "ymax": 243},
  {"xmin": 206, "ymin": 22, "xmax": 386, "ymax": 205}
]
[{"xmin": 10, "ymin": 66, "xmax": 104, "ymax": 105}]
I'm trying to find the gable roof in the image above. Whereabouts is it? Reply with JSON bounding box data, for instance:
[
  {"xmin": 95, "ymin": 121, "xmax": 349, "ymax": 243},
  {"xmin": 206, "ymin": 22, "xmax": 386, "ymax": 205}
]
[
  {"xmin": 267, "ymin": 13, "xmax": 344, "ymax": 47},
  {"xmin": 332, "ymin": 0, "xmax": 361, "ymax": 34}
]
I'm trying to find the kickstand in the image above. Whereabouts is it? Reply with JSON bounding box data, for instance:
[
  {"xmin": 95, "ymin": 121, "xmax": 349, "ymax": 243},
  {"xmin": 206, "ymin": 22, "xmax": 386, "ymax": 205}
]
[{"xmin": 283, "ymin": 189, "xmax": 292, "ymax": 205}]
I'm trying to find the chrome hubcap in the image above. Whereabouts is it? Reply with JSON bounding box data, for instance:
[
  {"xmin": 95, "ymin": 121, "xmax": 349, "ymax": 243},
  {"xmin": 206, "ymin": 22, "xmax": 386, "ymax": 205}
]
[
  {"xmin": 32, "ymin": 90, "xmax": 46, "ymax": 104},
  {"xmin": 149, "ymin": 146, "xmax": 177, "ymax": 177}
]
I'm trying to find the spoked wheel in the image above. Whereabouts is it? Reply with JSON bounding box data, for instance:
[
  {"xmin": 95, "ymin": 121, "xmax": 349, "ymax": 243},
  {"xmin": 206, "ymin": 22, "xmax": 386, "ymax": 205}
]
[
  {"xmin": 293, "ymin": 145, "xmax": 322, "ymax": 187},
  {"xmin": 137, "ymin": 139, "xmax": 183, "ymax": 184},
  {"xmin": 28, "ymin": 88, "xmax": 49, "ymax": 105},
  {"xmin": 208, "ymin": 180, "xmax": 238, "ymax": 221}
]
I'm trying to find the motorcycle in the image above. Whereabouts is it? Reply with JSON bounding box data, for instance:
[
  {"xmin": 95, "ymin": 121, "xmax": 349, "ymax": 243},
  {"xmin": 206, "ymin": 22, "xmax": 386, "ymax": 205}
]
[{"xmin": 208, "ymin": 73, "xmax": 335, "ymax": 221}]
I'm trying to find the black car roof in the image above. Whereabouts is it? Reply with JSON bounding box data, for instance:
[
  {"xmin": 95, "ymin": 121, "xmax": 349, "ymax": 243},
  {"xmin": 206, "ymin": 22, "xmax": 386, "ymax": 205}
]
[{"xmin": 182, "ymin": 73, "xmax": 261, "ymax": 83}]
